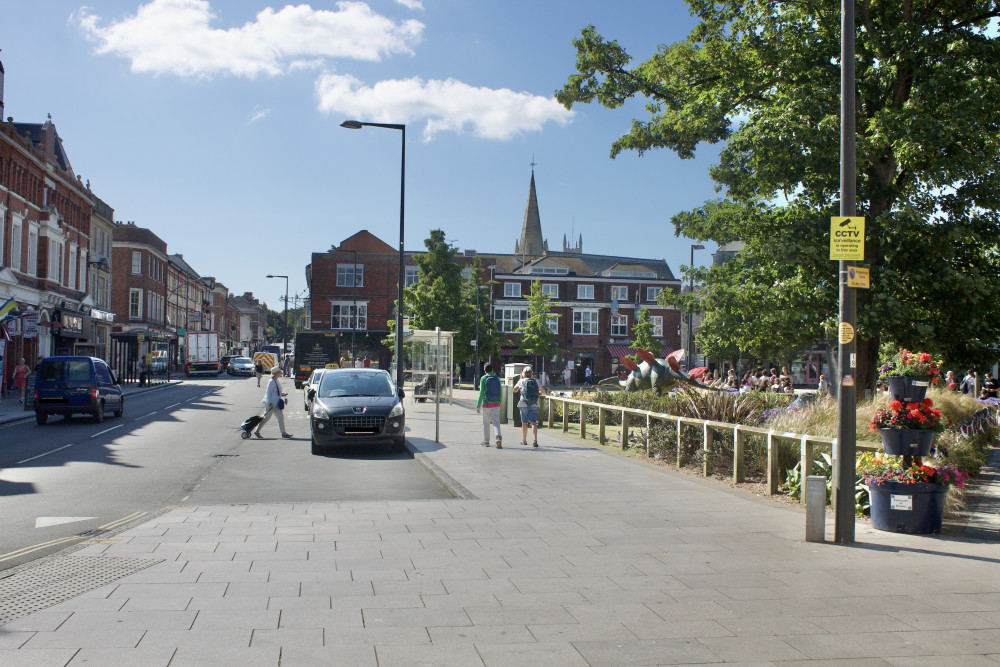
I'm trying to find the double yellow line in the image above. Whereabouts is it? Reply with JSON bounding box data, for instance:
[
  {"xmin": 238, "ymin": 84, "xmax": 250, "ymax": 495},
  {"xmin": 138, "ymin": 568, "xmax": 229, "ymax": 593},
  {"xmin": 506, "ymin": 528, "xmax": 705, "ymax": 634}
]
[{"xmin": 0, "ymin": 511, "xmax": 148, "ymax": 563}]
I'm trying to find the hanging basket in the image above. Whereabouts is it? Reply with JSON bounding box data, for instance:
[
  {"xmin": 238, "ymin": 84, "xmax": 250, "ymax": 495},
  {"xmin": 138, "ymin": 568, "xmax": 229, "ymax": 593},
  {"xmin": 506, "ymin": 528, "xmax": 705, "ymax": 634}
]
[
  {"xmin": 885, "ymin": 376, "xmax": 930, "ymax": 403},
  {"xmin": 878, "ymin": 428, "xmax": 934, "ymax": 456},
  {"xmin": 867, "ymin": 481, "xmax": 946, "ymax": 533}
]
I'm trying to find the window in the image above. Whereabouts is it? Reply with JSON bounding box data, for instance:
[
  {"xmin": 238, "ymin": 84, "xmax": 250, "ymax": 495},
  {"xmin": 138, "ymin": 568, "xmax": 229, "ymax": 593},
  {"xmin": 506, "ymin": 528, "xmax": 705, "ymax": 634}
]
[
  {"xmin": 650, "ymin": 316, "xmax": 663, "ymax": 337},
  {"xmin": 331, "ymin": 302, "xmax": 367, "ymax": 330},
  {"xmin": 495, "ymin": 308, "xmax": 528, "ymax": 332},
  {"xmin": 577, "ymin": 284, "xmax": 594, "ymax": 299},
  {"xmin": 529, "ymin": 266, "xmax": 569, "ymax": 275},
  {"xmin": 611, "ymin": 314, "xmax": 628, "ymax": 337},
  {"xmin": 68, "ymin": 245, "xmax": 77, "ymax": 290},
  {"xmin": 0, "ymin": 212, "xmax": 4, "ymax": 266},
  {"xmin": 10, "ymin": 221, "xmax": 22, "ymax": 271},
  {"xmin": 504, "ymin": 282, "xmax": 521, "ymax": 298},
  {"xmin": 405, "ymin": 266, "xmax": 419, "ymax": 287},
  {"xmin": 27, "ymin": 227, "xmax": 37, "ymax": 275},
  {"xmin": 573, "ymin": 309, "xmax": 599, "ymax": 335},
  {"xmin": 129, "ymin": 288, "xmax": 142, "ymax": 319},
  {"xmin": 547, "ymin": 315, "xmax": 559, "ymax": 334},
  {"xmin": 541, "ymin": 284, "xmax": 558, "ymax": 298},
  {"xmin": 48, "ymin": 241, "xmax": 63, "ymax": 282},
  {"xmin": 98, "ymin": 276, "xmax": 109, "ymax": 309},
  {"xmin": 647, "ymin": 286, "xmax": 662, "ymax": 302},
  {"xmin": 132, "ymin": 251, "xmax": 142, "ymax": 274},
  {"xmin": 611, "ymin": 286, "xmax": 628, "ymax": 301},
  {"xmin": 337, "ymin": 264, "xmax": 364, "ymax": 287}
]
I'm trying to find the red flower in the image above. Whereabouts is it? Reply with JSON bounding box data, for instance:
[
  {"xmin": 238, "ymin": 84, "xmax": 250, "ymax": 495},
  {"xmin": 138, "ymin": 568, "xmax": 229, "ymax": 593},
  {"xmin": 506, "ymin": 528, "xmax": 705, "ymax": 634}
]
[
  {"xmin": 889, "ymin": 400, "xmax": 903, "ymax": 410},
  {"xmin": 923, "ymin": 398, "xmax": 934, "ymax": 408},
  {"xmin": 919, "ymin": 353, "xmax": 931, "ymax": 362}
]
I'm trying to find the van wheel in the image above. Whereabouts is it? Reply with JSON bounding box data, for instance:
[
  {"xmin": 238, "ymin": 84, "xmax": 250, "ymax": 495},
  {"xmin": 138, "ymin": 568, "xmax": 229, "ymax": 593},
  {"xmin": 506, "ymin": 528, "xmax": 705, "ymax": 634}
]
[
  {"xmin": 36, "ymin": 412, "xmax": 48, "ymax": 425},
  {"xmin": 93, "ymin": 401, "xmax": 105, "ymax": 423},
  {"xmin": 114, "ymin": 397, "xmax": 125, "ymax": 418}
]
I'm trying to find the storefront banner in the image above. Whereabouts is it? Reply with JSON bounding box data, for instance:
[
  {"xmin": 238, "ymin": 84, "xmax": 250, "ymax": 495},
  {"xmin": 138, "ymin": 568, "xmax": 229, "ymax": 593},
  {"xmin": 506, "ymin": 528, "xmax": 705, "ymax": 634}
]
[{"xmin": 23, "ymin": 311, "xmax": 40, "ymax": 339}]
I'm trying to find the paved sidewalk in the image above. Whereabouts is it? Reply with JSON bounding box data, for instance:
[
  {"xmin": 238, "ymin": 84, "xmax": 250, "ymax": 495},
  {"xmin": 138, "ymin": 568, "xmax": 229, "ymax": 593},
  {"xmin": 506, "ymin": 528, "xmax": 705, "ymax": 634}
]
[
  {"xmin": 0, "ymin": 381, "xmax": 183, "ymax": 426},
  {"xmin": 1, "ymin": 389, "xmax": 998, "ymax": 665}
]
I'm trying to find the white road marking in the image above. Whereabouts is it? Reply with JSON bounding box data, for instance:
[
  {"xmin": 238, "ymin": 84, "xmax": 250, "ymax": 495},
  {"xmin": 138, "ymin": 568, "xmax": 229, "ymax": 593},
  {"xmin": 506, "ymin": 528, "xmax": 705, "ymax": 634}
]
[
  {"xmin": 36, "ymin": 516, "xmax": 97, "ymax": 528},
  {"xmin": 90, "ymin": 425, "xmax": 123, "ymax": 438},
  {"xmin": 165, "ymin": 402, "xmax": 182, "ymax": 409},
  {"xmin": 17, "ymin": 443, "xmax": 75, "ymax": 464}
]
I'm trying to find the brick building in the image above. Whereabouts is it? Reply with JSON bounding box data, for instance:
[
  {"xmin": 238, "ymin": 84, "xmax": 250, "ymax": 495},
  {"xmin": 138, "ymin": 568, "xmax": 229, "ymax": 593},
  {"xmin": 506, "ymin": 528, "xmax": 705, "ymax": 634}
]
[{"xmin": 306, "ymin": 171, "xmax": 683, "ymax": 381}]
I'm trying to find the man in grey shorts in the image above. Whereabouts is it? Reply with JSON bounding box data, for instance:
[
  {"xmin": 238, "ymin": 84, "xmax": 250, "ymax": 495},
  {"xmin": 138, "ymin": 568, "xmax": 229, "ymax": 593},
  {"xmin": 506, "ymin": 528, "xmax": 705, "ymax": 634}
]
[{"xmin": 513, "ymin": 366, "xmax": 544, "ymax": 447}]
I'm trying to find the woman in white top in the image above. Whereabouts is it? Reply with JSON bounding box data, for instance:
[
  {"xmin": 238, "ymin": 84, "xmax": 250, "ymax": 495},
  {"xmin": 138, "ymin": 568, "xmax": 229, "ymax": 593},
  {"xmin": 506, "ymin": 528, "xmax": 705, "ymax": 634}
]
[{"xmin": 255, "ymin": 366, "xmax": 293, "ymax": 439}]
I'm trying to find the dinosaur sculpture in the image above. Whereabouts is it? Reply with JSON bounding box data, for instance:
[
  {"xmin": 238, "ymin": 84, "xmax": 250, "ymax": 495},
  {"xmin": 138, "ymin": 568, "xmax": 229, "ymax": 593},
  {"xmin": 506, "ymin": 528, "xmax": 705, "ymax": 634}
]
[{"xmin": 597, "ymin": 348, "xmax": 715, "ymax": 395}]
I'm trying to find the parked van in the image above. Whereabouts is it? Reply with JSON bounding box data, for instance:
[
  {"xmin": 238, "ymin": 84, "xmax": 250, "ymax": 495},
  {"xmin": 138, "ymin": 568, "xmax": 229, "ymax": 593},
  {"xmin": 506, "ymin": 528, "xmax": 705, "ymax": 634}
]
[{"xmin": 34, "ymin": 356, "xmax": 124, "ymax": 425}]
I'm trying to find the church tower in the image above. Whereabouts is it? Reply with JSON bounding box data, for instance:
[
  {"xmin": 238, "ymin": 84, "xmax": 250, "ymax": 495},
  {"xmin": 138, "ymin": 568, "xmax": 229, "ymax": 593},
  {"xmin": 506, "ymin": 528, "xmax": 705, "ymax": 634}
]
[{"xmin": 516, "ymin": 166, "xmax": 546, "ymax": 259}]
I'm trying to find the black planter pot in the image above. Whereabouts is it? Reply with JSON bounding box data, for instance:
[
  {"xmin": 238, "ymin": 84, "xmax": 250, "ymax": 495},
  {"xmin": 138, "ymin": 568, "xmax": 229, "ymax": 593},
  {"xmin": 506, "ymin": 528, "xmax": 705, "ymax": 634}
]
[
  {"xmin": 878, "ymin": 428, "xmax": 934, "ymax": 456},
  {"xmin": 886, "ymin": 376, "xmax": 930, "ymax": 403},
  {"xmin": 867, "ymin": 481, "xmax": 946, "ymax": 533}
]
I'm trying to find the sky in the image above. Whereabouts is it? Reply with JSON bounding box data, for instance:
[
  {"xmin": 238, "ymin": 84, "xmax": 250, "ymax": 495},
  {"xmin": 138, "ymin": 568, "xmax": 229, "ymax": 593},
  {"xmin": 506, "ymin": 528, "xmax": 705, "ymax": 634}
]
[{"xmin": 1, "ymin": 0, "xmax": 722, "ymax": 311}]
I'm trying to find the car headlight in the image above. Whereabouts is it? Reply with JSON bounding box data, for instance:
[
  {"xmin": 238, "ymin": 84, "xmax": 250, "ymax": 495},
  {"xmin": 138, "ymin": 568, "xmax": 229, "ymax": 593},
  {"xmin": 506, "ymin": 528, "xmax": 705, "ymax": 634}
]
[
  {"xmin": 388, "ymin": 402, "xmax": 404, "ymax": 418},
  {"xmin": 312, "ymin": 404, "xmax": 328, "ymax": 419}
]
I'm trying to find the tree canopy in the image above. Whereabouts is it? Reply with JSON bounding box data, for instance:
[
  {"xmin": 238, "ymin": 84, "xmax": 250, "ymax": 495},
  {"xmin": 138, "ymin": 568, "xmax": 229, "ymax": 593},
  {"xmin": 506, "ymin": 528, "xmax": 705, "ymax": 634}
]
[
  {"xmin": 558, "ymin": 0, "xmax": 1000, "ymax": 384},
  {"xmin": 630, "ymin": 307, "xmax": 661, "ymax": 358},
  {"xmin": 518, "ymin": 280, "xmax": 560, "ymax": 371}
]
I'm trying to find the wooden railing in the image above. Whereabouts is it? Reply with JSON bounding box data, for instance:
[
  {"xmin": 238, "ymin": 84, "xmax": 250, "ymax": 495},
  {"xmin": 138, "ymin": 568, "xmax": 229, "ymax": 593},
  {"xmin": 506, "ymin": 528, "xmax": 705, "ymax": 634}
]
[{"xmin": 540, "ymin": 394, "xmax": 879, "ymax": 501}]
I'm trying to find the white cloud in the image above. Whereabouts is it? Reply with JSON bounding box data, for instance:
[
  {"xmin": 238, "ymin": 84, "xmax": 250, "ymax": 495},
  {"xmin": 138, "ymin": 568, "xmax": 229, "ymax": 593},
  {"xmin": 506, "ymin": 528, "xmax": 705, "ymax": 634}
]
[
  {"xmin": 315, "ymin": 73, "xmax": 574, "ymax": 140},
  {"xmin": 248, "ymin": 106, "xmax": 271, "ymax": 124},
  {"xmin": 395, "ymin": 0, "xmax": 424, "ymax": 9},
  {"xmin": 73, "ymin": 0, "xmax": 424, "ymax": 78}
]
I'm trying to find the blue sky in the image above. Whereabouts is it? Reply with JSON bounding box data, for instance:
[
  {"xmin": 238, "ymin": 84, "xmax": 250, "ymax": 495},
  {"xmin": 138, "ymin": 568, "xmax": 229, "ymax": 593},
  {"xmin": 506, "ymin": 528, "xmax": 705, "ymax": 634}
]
[{"xmin": 1, "ymin": 0, "xmax": 720, "ymax": 310}]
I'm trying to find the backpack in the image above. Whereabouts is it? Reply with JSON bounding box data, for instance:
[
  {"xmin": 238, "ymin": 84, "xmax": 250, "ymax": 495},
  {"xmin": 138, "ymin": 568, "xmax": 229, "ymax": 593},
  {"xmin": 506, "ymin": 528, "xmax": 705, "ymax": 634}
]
[
  {"xmin": 483, "ymin": 374, "xmax": 502, "ymax": 403},
  {"xmin": 522, "ymin": 378, "xmax": 539, "ymax": 404}
]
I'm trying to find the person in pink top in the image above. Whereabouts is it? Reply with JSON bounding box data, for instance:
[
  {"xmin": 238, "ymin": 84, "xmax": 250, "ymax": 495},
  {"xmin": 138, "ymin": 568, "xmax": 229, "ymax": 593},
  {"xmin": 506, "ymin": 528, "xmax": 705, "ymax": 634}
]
[{"xmin": 12, "ymin": 357, "xmax": 30, "ymax": 405}]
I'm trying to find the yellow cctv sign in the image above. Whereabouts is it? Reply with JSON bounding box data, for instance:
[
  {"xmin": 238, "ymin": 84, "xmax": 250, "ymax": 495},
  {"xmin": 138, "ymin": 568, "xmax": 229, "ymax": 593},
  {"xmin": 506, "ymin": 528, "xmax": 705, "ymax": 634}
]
[{"xmin": 830, "ymin": 217, "xmax": 865, "ymax": 260}]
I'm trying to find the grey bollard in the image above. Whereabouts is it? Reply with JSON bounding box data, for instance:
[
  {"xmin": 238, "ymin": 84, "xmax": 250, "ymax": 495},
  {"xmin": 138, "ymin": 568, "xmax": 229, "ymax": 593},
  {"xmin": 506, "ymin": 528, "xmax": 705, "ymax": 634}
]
[{"xmin": 805, "ymin": 475, "xmax": 827, "ymax": 542}]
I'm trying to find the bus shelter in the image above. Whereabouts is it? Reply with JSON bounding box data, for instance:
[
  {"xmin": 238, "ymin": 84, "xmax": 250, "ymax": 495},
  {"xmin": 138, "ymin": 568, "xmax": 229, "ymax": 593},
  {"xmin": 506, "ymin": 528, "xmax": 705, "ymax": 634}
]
[{"xmin": 404, "ymin": 328, "xmax": 454, "ymax": 405}]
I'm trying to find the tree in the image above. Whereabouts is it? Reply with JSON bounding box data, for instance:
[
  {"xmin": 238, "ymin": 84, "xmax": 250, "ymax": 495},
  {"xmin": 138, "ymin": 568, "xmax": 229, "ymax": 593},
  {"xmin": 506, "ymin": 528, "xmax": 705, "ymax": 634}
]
[
  {"xmin": 462, "ymin": 256, "xmax": 504, "ymax": 369},
  {"xmin": 557, "ymin": 2, "xmax": 1000, "ymax": 389},
  {"xmin": 629, "ymin": 307, "xmax": 660, "ymax": 357},
  {"xmin": 518, "ymin": 280, "xmax": 560, "ymax": 374}
]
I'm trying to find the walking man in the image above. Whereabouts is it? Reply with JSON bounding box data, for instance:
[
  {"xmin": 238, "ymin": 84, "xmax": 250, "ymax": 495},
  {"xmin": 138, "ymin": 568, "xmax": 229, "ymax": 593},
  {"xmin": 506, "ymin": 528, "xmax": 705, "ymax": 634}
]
[
  {"xmin": 513, "ymin": 366, "xmax": 543, "ymax": 447},
  {"xmin": 476, "ymin": 363, "xmax": 503, "ymax": 448}
]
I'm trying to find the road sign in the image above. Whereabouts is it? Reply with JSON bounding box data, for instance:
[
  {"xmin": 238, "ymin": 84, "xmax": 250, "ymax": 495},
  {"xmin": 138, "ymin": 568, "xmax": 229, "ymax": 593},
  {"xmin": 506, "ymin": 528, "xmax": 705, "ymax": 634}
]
[
  {"xmin": 830, "ymin": 217, "xmax": 865, "ymax": 260},
  {"xmin": 847, "ymin": 266, "xmax": 870, "ymax": 288}
]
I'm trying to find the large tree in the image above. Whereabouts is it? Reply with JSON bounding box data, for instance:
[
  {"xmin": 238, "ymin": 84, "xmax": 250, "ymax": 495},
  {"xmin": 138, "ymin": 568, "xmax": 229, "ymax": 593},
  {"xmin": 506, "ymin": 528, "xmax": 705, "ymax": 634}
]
[
  {"xmin": 630, "ymin": 307, "xmax": 661, "ymax": 357},
  {"xmin": 518, "ymin": 280, "xmax": 561, "ymax": 374},
  {"xmin": 557, "ymin": 1, "xmax": 1000, "ymax": 388},
  {"xmin": 463, "ymin": 256, "xmax": 504, "ymax": 368}
]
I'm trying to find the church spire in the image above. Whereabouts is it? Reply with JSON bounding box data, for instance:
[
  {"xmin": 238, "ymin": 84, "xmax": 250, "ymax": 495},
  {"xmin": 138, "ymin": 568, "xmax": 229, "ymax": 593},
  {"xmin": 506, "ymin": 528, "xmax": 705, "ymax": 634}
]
[{"xmin": 517, "ymin": 162, "xmax": 545, "ymax": 258}]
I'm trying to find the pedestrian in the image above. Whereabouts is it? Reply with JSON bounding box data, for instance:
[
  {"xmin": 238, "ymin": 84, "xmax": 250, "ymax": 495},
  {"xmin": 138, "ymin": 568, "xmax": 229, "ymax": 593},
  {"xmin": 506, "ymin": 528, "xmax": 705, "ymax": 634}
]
[
  {"xmin": 562, "ymin": 365, "xmax": 572, "ymax": 387},
  {"xmin": 961, "ymin": 369, "xmax": 976, "ymax": 395},
  {"xmin": 584, "ymin": 365, "xmax": 592, "ymax": 385},
  {"xmin": 944, "ymin": 370, "xmax": 958, "ymax": 391},
  {"xmin": 138, "ymin": 356, "xmax": 148, "ymax": 387},
  {"xmin": 513, "ymin": 366, "xmax": 543, "ymax": 447},
  {"xmin": 255, "ymin": 358, "xmax": 264, "ymax": 387},
  {"xmin": 11, "ymin": 357, "xmax": 30, "ymax": 405},
  {"xmin": 354, "ymin": 357, "xmax": 363, "ymax": 369},
  {"xmin": 362, "ymin": 354, "xmax": 371, "ymax": 368},
  {"xmin": 981, "ymin": 371, "xmax": 999, "ymax": 400},
  {"xmin": 817, "ymin": 374, "xmax": 830, "ymax": 396},
  {"xmin": 254, "ymin": 366, "xmax": 293, "ymax": 439},
  {"xmin": 476, "ymin": 363, "xmax": 503, "ymax": 448}
]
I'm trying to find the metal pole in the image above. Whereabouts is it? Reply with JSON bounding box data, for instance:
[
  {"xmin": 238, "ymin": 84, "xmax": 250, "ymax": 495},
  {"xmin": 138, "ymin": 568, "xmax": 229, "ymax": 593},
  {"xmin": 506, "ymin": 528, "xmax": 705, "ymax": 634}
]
[
  {"xmin": 351, "ymin": 249, "xmax": 357, "ymax": 360},
  {"xmin": 475, "ymin": 286, "xmax": 481, "ymax": 390},
  {"xmin": 689, "ymin": 245, "xmax": 694, "ymax": 368},
  {"xmin": 396, "ymin": 126, "xmax": 405, "ymax": 393},
  {"xmin": 834, "ymin": 0, "xmax": 857, "ymax": 544},
  {"xmin": 435, "ymin": 326, "xmax": 441, "ymax": 443},
  {"xmin": 283, "ymin": 277, "xmax": 289, "ymax": 359}
]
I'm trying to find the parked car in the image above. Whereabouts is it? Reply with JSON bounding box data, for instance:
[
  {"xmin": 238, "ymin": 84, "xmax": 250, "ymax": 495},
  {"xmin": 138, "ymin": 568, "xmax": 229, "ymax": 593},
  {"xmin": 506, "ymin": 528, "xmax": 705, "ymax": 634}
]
[
  {"xmin": 302, "ymin": 368, "xmax": 327, "ymax": 411},
  {"xmin": 34, "ymin": 356, "xmax": 124, "ymax": 425},
  {"xmin": 227, "ymin": 357, "xmax": 255, "ymax": 376},
  {"xmin": 309, "ymin": 369, "xmax": 406, "ymax": 454},
  {"xmin": 219, "ymin": 355, "xmax": 238, "ymax": 374}
]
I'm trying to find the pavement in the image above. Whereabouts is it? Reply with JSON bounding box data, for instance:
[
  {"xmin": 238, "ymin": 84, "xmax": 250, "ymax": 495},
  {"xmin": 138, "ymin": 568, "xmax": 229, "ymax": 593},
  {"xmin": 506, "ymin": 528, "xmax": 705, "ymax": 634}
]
[{"xmin": 1, "ymin": 387, "xmax": 999, "ymax": 666}]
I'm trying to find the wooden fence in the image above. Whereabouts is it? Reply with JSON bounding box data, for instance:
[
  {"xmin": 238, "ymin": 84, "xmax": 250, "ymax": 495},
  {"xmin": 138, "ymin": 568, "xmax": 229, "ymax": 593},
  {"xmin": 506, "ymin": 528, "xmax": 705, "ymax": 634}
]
[{"xmin": 540, "ymin": 394, "xmax": 880, "ymax": 502}]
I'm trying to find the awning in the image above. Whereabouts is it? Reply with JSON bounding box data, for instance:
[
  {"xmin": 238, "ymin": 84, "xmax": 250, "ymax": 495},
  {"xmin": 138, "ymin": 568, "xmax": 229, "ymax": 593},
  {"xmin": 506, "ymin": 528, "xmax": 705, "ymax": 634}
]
[
  {"xmin": 606, "ymin": 344, "xmax": 675, "ymax": 360},
  {"xmin": 500, "ymin": 347, "xmax": 520, "ymax": 356}
]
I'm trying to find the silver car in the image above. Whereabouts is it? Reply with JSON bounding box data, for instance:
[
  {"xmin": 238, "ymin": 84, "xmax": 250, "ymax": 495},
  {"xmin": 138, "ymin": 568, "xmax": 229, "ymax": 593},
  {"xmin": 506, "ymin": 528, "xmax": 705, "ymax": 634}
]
[
  {"xmin": 227, "ymin": 357, "xmax": 255, "ymax": 376},
  {"xmin": 303, "ymin": 368, "xmax": 327, "ymax": 411}
]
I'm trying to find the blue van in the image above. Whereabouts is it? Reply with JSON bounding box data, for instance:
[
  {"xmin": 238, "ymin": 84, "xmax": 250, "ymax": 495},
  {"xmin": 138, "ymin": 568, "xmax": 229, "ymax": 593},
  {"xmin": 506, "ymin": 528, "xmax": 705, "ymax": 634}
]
[{"xmin": 34, "ymin": 356, "xmax": 124, "ymax": 425}]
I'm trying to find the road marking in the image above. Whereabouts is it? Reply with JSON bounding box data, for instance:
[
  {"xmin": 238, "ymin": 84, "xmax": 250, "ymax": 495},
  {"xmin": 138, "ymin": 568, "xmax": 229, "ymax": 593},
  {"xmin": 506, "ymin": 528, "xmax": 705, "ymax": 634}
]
[
  {"xmin": 0, "ymin": 536, "xmax": 82, "ymax": 562},
  {"xmin": 36, "ymin": 517, "xmax": 97, "ymax": 528},
  {"xmin": 90, "ymin": 424, "xmax": 123, "ymax": 438},
  {"xmin": 0, "ymin": 510, "xmax": 148, "ymax": 563},
  {"xmin": 98, "ymin": 511, "xmax": 147, "ymax": 531},
  {"xmin": 165, "ymin": 402, "xmax": 182, "ymax": 409},
  {"xmin": 16, "ymin": 443, "xmax": 75, "ymax": 465}
]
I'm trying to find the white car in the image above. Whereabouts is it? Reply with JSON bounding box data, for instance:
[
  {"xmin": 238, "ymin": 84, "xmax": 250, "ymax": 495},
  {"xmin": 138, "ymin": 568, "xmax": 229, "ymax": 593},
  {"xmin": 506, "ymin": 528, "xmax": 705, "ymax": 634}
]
[
  {"xmin": 303, "ymin": 368, "xmax": 327, "ymax": 411},
  {"xmin": 227, "ymin": 357, "xmax": 255, "ymax": 376}
]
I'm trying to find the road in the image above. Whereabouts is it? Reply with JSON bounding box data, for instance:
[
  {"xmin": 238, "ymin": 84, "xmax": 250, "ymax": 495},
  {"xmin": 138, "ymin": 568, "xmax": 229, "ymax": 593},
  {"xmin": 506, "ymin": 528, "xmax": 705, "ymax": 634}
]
[{"xmin": 0, "ymin": 375, "xmax": 452, "ymax": 570}]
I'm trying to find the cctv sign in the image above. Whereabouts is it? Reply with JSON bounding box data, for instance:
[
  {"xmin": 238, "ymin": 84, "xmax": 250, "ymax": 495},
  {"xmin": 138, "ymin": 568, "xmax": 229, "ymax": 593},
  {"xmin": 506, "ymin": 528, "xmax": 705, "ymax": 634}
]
[{"xmin": 830, "ymin": 217, "xmax": 865, "ymax": 260}]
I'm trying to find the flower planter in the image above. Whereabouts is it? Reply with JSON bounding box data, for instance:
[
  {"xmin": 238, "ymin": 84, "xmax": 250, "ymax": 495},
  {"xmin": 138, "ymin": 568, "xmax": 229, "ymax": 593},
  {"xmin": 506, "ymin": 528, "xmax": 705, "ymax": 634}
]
[
  {"xmin": 878, "ymin": 428, "xmax": 934, "ymax": 456},
  {"xmin": 886, "ymin": 376, "xmax": 930, "ymax": 403},
  {"xmin": 867, "ymin": 481, "xmax": 946, "ymax": 533}
]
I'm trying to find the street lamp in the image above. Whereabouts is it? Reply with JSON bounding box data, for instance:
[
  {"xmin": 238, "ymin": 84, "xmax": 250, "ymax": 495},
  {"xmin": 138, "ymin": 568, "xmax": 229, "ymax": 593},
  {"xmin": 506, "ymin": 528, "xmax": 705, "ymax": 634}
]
[
  {"xmin": 474, "ymin": 284, "xmax": 490, "ymax": 389},
  {"xmin": 266, "ymin": 274, "xmax": 289, "ymax": 358},
  {"xmin": 688, "ymin": 244, "xmax": 705, "ymax": 369},
  {"xmin": 341, "ymin": 119, "xmax": 406, "ymax": 391}
]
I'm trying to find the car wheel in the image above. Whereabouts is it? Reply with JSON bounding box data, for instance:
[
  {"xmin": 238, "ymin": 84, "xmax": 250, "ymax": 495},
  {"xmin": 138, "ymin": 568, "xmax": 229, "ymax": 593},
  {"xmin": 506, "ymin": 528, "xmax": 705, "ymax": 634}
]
[
  {"xmin": 113, "ymin": 396, "xmax": 125, "ymax": 418},
  {"xmin": 36, "ymin": 412, "xmax": 48, "ymax": 425},
  {"xmin": 93, "ymin": 401, "xmax": 105, "ymax": 423}
]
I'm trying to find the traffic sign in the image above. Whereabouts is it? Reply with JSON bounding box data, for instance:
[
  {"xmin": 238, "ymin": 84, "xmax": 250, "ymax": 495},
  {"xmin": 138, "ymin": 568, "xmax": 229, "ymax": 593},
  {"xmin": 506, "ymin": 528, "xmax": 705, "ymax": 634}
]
[{"xmin": 847, "ymin": 266, "xmax": 870, "ymax": 288}]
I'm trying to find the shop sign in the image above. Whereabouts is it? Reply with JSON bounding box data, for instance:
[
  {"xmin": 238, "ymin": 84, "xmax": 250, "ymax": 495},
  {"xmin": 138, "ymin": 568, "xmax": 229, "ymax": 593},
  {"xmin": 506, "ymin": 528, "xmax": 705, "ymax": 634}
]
[{"xmin": 23, "ymin": 311, "xmax": 40, "ymax": 339}]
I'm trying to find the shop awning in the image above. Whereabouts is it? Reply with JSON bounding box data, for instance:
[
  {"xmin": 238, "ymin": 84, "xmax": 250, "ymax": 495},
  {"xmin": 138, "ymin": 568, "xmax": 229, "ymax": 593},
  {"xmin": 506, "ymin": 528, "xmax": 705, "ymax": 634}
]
[{"xmin": 500, "ymin": 347, "xmax": 520, "ymax": 356}]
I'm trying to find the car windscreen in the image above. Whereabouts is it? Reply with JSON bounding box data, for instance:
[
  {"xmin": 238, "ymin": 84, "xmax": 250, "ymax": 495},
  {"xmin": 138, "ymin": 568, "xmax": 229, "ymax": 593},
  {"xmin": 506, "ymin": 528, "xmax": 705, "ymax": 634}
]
[{"xmin": 319, "ymin": 373, "xmax": 393, "ymax": 398}]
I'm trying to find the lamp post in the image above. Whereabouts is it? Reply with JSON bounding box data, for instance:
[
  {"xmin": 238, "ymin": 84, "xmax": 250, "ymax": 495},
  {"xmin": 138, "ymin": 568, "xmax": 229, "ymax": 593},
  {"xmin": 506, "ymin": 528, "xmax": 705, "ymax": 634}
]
[
  {"xmin": 687, "ymin": 244, "xmax": 705, "ymax": 369},
  {"xmin": 266, "ymin": 274, "xmax": 289, "ymax": 358},
  {"xmin": 474, "ymin": 284, "xmax": 490, "ymax": 390},
  {"xmin": 341, "ymin": 120, "xmax": 405, "ymax": 391}
]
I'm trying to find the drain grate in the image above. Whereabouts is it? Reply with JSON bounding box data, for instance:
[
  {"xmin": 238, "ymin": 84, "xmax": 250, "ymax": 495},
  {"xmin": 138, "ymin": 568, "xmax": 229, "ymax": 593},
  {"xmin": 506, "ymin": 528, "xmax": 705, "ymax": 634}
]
[{"xmin": 0, "ymin": 555, "xmax": 163, "ymax": 626}]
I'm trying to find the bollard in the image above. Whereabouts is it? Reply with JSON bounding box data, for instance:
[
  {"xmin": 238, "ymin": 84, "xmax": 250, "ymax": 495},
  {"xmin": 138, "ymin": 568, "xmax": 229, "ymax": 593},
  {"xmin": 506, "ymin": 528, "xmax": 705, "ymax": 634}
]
[{"xmin": 805, "ymin": 475, "xmax": 827, "ymax": 542}]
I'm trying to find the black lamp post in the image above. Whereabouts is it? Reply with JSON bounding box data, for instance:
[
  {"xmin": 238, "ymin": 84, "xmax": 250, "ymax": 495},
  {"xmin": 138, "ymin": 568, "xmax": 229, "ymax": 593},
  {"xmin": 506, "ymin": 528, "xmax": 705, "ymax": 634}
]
[
  {"xmin": 687, "ymin": 244, "xmax": 705, "ymax": 368},
  {"xmin": 474, "ymin": 284, "xmax": 490, "ymax": 389},
  {"xmin": 340, "ymin": 120, "xmax": 405, "ymax": 391},
  {"xmin": 266, "ymin": 274, "xmax": 289, "ymax": 357}
]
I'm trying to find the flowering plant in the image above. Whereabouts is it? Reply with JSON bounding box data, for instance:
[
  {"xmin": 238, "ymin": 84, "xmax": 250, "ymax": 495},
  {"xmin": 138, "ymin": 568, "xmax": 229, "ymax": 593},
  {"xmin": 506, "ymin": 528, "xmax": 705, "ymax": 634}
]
[
  {"xmin": 869, "ymin": 398, "xmax": 944, "ymax": 431},
  {"xmin": 857, "ymin": 452, "xmax": 967, "ymax": 488},
  {"xmin": 878, "ymin": 348, "xmax": 941, "ymax": 383}
]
